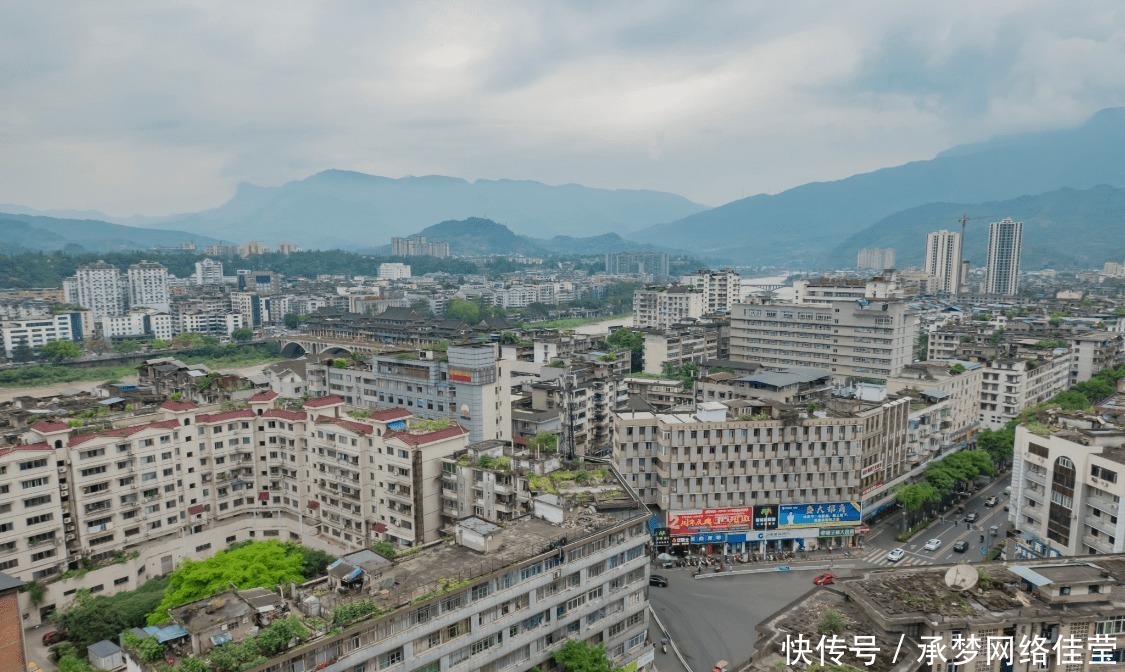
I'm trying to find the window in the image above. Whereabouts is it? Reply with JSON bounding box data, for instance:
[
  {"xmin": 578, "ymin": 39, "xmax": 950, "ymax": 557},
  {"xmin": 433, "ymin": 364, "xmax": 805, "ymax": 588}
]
[
  {"xmin": 24, "ymin": 495, "xmax": 52, "ymax": 508},
  {"xmin": 377, "ymin": 648, "xmax": 403, "ymax": 669},
  {"xmin": 19, "ymin": 458, "xmax": 48, "ymax": 471}
]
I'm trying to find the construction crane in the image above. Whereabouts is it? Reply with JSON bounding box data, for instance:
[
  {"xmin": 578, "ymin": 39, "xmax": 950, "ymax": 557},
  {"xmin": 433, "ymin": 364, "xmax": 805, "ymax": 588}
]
[{"xmin": 956, "ymin": 213, "xmax": 994, "ymax": 289}]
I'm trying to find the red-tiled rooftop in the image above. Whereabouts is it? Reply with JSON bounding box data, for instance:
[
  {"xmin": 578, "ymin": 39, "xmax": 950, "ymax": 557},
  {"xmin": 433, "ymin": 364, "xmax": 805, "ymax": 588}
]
[
  {"xmin": 195, "ymin": 409, "xmax": 256, "ymax": 424},
  {"xmin": 68, "ymin": 419, "xmax": 182, "ymax": 447},
  {"xmin": 386, "ymin": 425, "xmax": 469, "ymax": 446},
  {"xmin": 304, "ymin": 395, "xmax": 344, "ymax": 408},
  {"xmin": 262, "ymin": 409, "xmax": 307, "ymax": 421},
  {"xmin": 369, "ymin": 408, "xmax": 412, "ymax": 422},
  {"xmin": 30, "ymin": 420, "xmax": 70, "ymax": 433},
  {"xmin": 315, "ymin": 415, "xmax": 375, "ymax": 436},
  {"xmin": 249, "ymin": 390, "xmax": 278, "ymax": 402},
  {"xmin": 160, "ymin": 400, "xmax": 199, "ymax": 412},
  {"xmin": 0, "ymin": 442, "xmax": 52, "ymax": 458}
]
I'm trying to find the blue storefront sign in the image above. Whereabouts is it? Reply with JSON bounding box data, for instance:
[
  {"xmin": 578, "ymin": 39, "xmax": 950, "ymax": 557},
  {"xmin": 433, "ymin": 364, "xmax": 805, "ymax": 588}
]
[
  {"xmin": 779, "ymin": 502, "xmax": 861, "ymax": 528},
  {"xmin": 690, "ymin": 533, "xmax": 727, "ymax": 544},
  {"xmin": 726, "ymin": 533, "xmax": 746, "ymax": 543}
]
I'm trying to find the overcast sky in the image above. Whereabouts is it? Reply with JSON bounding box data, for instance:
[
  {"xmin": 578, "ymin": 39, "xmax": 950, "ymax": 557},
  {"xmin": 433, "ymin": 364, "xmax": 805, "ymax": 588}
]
[{"xmin": 3, "ymin": 1, "xmax": 1125, "ymax": 216}]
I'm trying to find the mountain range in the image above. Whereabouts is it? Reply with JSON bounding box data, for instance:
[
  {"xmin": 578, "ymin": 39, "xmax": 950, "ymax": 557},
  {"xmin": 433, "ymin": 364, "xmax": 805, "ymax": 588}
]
[{"xmin": 0, "ymin": 213, "xmax": 216, "ymax": 254}]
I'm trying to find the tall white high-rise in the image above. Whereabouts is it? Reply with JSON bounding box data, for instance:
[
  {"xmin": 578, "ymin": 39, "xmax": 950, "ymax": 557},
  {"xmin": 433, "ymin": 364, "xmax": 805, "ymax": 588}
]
[
  {"xmin": 194, "ymin": 258, "xmax": 224, "ymax": 285},
  {"xmin": 680, "ymin": 268, "xmax": 741, "ymax": 312},
  {"xmin": 127, "ymin": 261, "xmax": 170, "ymax": 312},
  {"xmin": 986, "ymin": 218, "xmax": 1023, "ymax": 295},
  {"xmin": 76, "ymin": 261, "xmax": 124, "ymax": 319},
  {"xmin": 924, "ymin": 230, "xmax": 962, "ymax": 294}
]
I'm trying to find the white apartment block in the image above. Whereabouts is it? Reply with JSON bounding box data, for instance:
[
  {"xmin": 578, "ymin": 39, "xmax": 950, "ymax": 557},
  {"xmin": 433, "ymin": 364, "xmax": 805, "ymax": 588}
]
[
  {"xmin": 886, "ymin": 359, "xmax": 983, "ymax": 456},
  {"xmin": 177, "ymin": 310, "xmax": 243, "ymax": 338},
  {"xmin": 986, "ymin": 217, "xmax": 1023, "ymax": 296},
  {"xmin": 730, "ymin": 297, "xmax": 918, "ymax": 380},
  {"xmin": 979, "ymin": 351, "xmax": 1072, "ymax": 429},
  {"xmin": 62, "ymin": 278, "xmax": 79, "ymax": 305},
  {"xmin": 924, "ymin": 229, "xmax": 962, "ymax": 294},
  {"xmin": 377, "ymin": 263, "xmax": 412, "ymax": 280},
  {"xmin": 100, "ymin": 310, "xmax": 174, "ymax": 342},
  {"xmin": 613, "ymin": 396, "xmax": 911, "ymax": 540},
  {"xmin": 127, "ymin": 261, "xmax": 170, "ymax": 312},
  {"xmin": 642, "ymin": 326, "xmax": 720, "ymax": 375},
  {"xmin": 1, "ymin": 313, "xmax": 85, "ymax": 358},
  {"xmin": 632, "ymin": 286, "xmax": 704, "ymax": 331},
  {"xmin": 193, "ymin": 258, "xmax": 224, "ymax": 285},
  {"xmin": 1008, "ymin": 417, "xmax": 1125, "ymax": 559},
  {"xmin": 856, "ymin": 247, "xmax": 895, "ymax": 270},
  {"xmin": 230, "ymin": 292, "xmax": 261, "ymax": 329},
  {"xmin": 680, "ymin": 268, "xmax": 741, "ymax": 313},
  {"xmin": 76, "ymin": 261, "xmax": 124, "ymax": 320},
  {"xmin": 1069, "ymin": 332, "xmax": 1124, "ymax": 386}
]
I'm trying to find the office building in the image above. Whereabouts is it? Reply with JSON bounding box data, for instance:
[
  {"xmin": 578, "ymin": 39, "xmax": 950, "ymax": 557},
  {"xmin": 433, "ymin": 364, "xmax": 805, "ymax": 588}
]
[
  {"xmin": 1, "ymin": 312, "xmax": 85, "ymax": 358},
  {"xmin": 856, "ymin": 247, "xmax": 896, "ymax": 270},
  {"xmin": 986, "ymin": 217, "xmax": 1023, "ymax": 295},
  {"xmin": 680, "ymin": 268, "xmax": 741, "ymax": 312},
  {"xmin": 606, "ymin": 251, "xmax": 669, "ymax": 280},
  {"xmin": 126, "ymin": 261, "xmax": 170, "ymax": 312},
  {"xmin": 632, "ymin": 286, "xmax": 704, "ymax": 331},
  {"xmin": 729, "ymin": 278, "xmax": 919, "ymax": 380},
  {"xmin": 75, "ymin": 261, "xmax": 124, "ymax": 319},
  {"xmin": 923, "ymin": 230, "xmax": 962, "ymax": 294},
  {"xmin": 193, "ymin": 258, "xmax": 224, "ymax": 285},
  {"xmin": 1009, "ymin": 414, "xmax": 1125, "ymax": 558},
  {"xmin": 378, "ymin": 263, "xmax": 412, "ymax": 280}
]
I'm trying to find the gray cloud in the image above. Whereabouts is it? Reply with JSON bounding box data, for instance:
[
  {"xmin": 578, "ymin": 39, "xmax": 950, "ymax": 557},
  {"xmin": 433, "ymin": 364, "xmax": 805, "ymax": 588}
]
[{"xmin": 1, "ymin": 0, "xmax": 1124, "ymax": 215}]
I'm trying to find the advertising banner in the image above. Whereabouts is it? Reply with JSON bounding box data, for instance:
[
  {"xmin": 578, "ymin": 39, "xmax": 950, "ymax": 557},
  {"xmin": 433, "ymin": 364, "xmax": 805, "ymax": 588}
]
[
  {"xmin": 449, "ymin": 369, "xmax": 473, "ymax": 383},
  {"xmin": 752, "ymin": 505, "xmax": 778, "ymax": 530},
  {"xmin": 667, "ymin": 507, "xmax": 752, "ymax": 535},
  {"xmin": 778, "ymin": 501, "xmax": 861, "ymax": 528}
]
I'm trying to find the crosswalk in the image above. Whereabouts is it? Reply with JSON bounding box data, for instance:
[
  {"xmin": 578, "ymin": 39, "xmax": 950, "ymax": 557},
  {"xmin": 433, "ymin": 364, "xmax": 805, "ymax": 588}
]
[{"xmin": 856, "ymin": 547, "xmax": 939, "ymax": 568}]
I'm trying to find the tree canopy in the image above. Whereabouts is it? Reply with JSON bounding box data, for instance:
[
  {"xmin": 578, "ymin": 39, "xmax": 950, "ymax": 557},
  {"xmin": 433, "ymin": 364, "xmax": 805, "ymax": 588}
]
[
  {"xmin": 231, "ymin": 327, "xmax": 255, "ymax": 342},
  {"xmin": 40, "ymin": 340, "xmax": 82, "ymax": 362},
  {"xmin": 53, "ymin": 577, "xmax": 169, "ymax": 650},
  {"xmin": 552, "ymin": 640, "xmax": 620, "ymax": 672},
  {"xmin": 605, "ymin": 327, "xmax": 644, "ymax": 372}
]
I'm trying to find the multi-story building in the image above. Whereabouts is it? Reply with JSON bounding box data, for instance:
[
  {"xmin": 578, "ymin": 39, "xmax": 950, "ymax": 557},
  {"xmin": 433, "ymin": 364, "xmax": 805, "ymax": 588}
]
[
  {"xmin": 437, "ymin": 440, "xmax": 546, "ymax": 531},
  {"xmin": 275, "ymin": 242, "xmax": 299, "ymax": 255},
  {"xmin": 613, "ymin": 395, "xmax": 911, "ymax": 553},
  {"xmin": 75, "ymin": 261, "xmax": 124, "ymax": 320},
  {"xmin": 886, "ymin": 359, "xmax": 983, "ymax": 457},
  {"xmin": 855, "ymin": 247, "xmax": 895, "ymax": 270},
  {"xmin": 680, "ymin": 268, "xmax": 741, "ymax": 313},
  {"xmin": 979, "ymin": 351, "xmax": 1072, "ymax": 429},
  {"xmin": 730, "ymin": 278, "xmax": 918, "ymax": 380},
  {"xmin": 1069, "ymin": 331, "xmax": 1124, "ymax": 386},
  {"xmin": 606, "ymin": 251, "xmax": 669, "ymax": 280},
  {"xmin": 126, "ymin": 261, "xmax": 170, "ymax": 312},
  {"xmin": 229, "ymin": 292, "xmax": 262, "ymax": 329},
  {"xmin": 696, "ymin": 365, "xmax": 833, "ymax": 407},
  {"xmin": 642, "ymin": 323, "xmax": 722, "ymax": 374},
  {"xmin": 1, "ymin": 312, "xmax": 86, "ymax": 358},
  {"xmin": 236, "ymin": 270, "xmax": 281, "ymax": 295},
  {"xmin": 391, "ymin": 236, "xmax": 451, "ymax": 258},
  {"xmin": 986, "ymin": 217, "xmax": 1024, "ymax": 296},
  {"xmin": 622, "ymin": 376, "xmax": 695, "ymax": 411},
  {"xmin": 100, "ymin": 310, "xmax": 174, "ymax": 342},
  {"xmin": 1009, "ymin": 414, "xmax": 1125, "ymax": 558},
  {"xmin": 377, "ymin": 263, "xmax": 412, "ymax": 280},
  {"xmin": 632, "ymin": 286, "xmax": 704, "ymax": 331},
  {"xmin": 192, "ymin": 258, "xmax": 224, "ymax": 285},
  {"xmin": 924, "ymin": 229, "xmax": 963, "ymax": 294},
  {"xmin": 177, "ymin": 308, "xmax": 243, "ymax": 338}
]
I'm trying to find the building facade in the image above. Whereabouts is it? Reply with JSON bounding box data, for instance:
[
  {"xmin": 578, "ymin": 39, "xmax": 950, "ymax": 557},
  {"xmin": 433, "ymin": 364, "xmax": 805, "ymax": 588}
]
[
  {"xmin": 924, "ymin": 229, "xmax": 963, "ymax": 294},
  {"xmin": 76, "ymin": 261, "xmax": 124, "ymax": 320},
  {"xmin": 986, "ymin": 217, "xmax": 1024, "ymax": 296},
  {"xmin": 856, "ymin": 247, "xmax": 896, "ymax": 270},
  {"xmin": 979, "ymin": 351, "xmax": 1072, "ymax": 429},
  {"xmin": 126, "ymin": 261, "xmax": 170, "ymax": 312},
  {"xmin": 680, "ymin": 268, "xmax": 741, "ymax": 313},
  {"xmin": 193, "ymin": 259, "xmax": 224, "ymax": 285},
  {"xmin": 1, "ymin": 312, "xmax": 85, "ymax": 358},
  {"xmin": 632, "ymin": 286, "xmax": 704, "ymax": 331}
]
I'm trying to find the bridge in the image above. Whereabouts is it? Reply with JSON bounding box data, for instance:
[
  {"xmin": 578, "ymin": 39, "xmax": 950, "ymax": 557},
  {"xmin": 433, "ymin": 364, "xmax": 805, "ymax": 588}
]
[{"xmin": 275, "ymin": 336, "xmax": 392, "ymax": 359}]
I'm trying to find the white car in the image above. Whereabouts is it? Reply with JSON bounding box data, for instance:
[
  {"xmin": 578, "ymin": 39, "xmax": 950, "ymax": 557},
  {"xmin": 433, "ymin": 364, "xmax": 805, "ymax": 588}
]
[
  {"xmin": 886, "ymin": 548, "xmax": 906, "ymax": 562},
  {"xmin": 923, "ymin": 538, "xmax": 942, "ymax": 551}
]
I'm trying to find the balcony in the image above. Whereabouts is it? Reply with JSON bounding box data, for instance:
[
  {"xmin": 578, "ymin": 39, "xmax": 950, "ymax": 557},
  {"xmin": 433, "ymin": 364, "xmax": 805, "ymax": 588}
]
[
  {"xmin": 1024, "ymin": 471, "xmax": 1046, "ymax": 488},
  {"xmin": 1086, "ymin": 493, "xmax": 1121, "ymax": 515}
]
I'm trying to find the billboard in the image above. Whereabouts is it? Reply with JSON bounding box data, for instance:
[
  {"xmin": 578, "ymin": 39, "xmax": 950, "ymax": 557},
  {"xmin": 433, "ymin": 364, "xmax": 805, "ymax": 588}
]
[
  {"xmin": 778, "ymin": 501, "xmax": 862, "ymax": 528},
  {"xmin": 752, "ymin": 505, "xmax": 778, "ymax": 530},
  {"xmin": 449, "ymin": 369, "xmax": 473, "ymax": 383},
  {"xmin": 666, "ymin": 507, "xmax": 752, "ymax": 535}
]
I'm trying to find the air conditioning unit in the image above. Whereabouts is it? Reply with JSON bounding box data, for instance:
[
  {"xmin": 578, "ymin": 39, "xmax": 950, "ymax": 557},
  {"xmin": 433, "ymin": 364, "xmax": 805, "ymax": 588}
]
[
  {"xmin": 65, "ymin": 525, "xmax": 75, "ymax": 533},
  {"xmin": 65, "ymin": 534, "xmax": 76, "ymax": 542}
]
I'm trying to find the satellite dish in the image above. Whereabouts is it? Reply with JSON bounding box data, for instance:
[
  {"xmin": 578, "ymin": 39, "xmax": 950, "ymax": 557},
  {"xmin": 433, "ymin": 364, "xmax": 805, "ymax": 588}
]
[{"xmin": 945, "ymin": 565, "xmax": 978, "ymax": 591}]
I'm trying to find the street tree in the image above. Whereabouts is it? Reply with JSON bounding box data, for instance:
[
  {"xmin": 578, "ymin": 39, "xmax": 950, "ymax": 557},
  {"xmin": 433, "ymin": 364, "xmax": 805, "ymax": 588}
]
[{"xmin": 40, "ymin": 340, "xmax": 82, "ymax": 362}]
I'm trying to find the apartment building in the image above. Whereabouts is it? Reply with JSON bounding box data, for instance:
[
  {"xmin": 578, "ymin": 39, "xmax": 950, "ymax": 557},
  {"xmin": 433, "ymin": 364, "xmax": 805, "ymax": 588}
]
[
  {"xmin": 632, "ymin": 286, "xmax": 704, "ymax": 331},
  {"xmin": 0, "ymin": 312, "xmax": 86, "ymax": 358},
  {"xmin": 390, "ymin": 236, "xmax": 450, "ymax": 258},
  {"xmin": 377, "ymin": 263, "xmax": 411, "ymax": 280},
  {"xmin": 979, "ymin": 351, "xmax": 1071, "ymax": 429},
  {"xmin": 642, "ymin": 322, "xmax": 724, "ymax": 375},
  {"xmin": 230, "ymin": 292, "xmax": 262, "ymax": 329},
  {"xmin": 985, "ymin": 217, "xmax": 1023, "ymax": 296},
  {"xmin": 607, "ymin": 251, "xmax": 669, "ymax": 280},
  {"xmin": 855, "ymin": 247, "xmax": 895, "ymax": 270},
  {"xmin": 696, "ymin": 365, "xmax": 832, "ymax": 407},
  {"xmin": 680, "ymin": 268, "xmax": 741, "ymax": 313},
  {"xmin": 100, "ymin": 309, "xmax": 174, "ymax": 342},
  {"xmin": 1009, "ymin": 415, "xmax": 1125, "ymax": 559},
  {"xmin": 612, "ymin": 395, "xmax": 910, "ymax": 552},
  {"xmin": 729, "ymin": 289, "xmax": 918, "ymax": 380},
  {"xmin": 886, "ymin": 359, "xmax": 984, "ymax": 455},
  {"xmin": 308, "ymin": 344, "xmax": 511, "ymax": 444},
  {"xmin": 1070, "ymin": 331, "xmax": 1123, "ymax": 386},
  {"xmin": 623, "ymin": 376, "xmax": 695, "ymax": 411},
  {"xmin": 126, "ymin": 261, "xmax": 170, "ymax": 312},
  {"xmin": 193, "ymin": 258, "xmax": 224, "ymax": 285},
  {"xmin": 923, "ymin": 229, "xmax": 963, "ymax": 294},
  {"xmin": 75, "ymin": 261, "xmax": 124, "ymax": 320},
  {"xmin": 177, "ymin": 308, "xmax": 243, "ymax": 338}
]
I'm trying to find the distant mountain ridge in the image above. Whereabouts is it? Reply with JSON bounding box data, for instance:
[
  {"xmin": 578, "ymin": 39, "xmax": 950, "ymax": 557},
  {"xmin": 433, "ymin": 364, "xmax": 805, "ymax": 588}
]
[
  {"xmin": 151, "ymin": 170, "xmax": 708, "ymax": 248},
  {"xmin": 370, "ymin": 217, "xmax": 683, "ymax": 257},
  {"xmin": 632, "ymin": 108, "xmax": 1125, "ymax": 265},
  {"xmin": 828, "ymin": 185, "xmax": 1125, "ymax": 270},
  {"xmin": 0, "ymin": 213, "xmax": 216, "ymax": 254}
]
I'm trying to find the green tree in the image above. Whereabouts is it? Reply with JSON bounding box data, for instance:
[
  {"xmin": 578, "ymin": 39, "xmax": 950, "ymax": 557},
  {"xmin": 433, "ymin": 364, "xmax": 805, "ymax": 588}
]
[
  {"xmin": 40, "ymin": 340, "xmax": 82, "ymax": 362},
  {"xmin": 178, "ymin": 656, "xmax": 209, "ymax": 672},
  {"xmin": 949, "ymin": 363, "xmax": 965, "ymax": 375},
  {"xmin": 255, "ymin": 615, "xmax": 309, "ymax": 655},
  {"xmin": 818, "ymin": 608, "xmax": 846, "ymax": 635},
  {"xmin": 915, "ymin": 332, "xmax": 929, "ymax": 361},
  {"xmin": 528, "ymin": 432, "xmax": 559, "ymax": 454},
  {"xmin": 552, "ymin": 639, "xmax": 618, "ymax": 672},
  {"xmin": 445, "ymin": 298, "xmax": 481, "ymax": 324},
  {"xmin": 10, "ymin": 342, "xmax": 35, "ymax": 362},
  {"xmin": 976, "ymin": 427, "xmax": 1015, "ymax": 471},
  {"xmin": 606, "ymin": 328, "xmax": 644, "ymax": 372},
  {"xmin": 149, "ymin": 338, "xmax": 170, "ymax": 350},
  {"xmin": 57, "ymin": 654, "xmax": 96, "ymax": 672},
  {"xmin": 409, "ymin": 300, "xmax": 433, "ymax": 319},
  {"xmin": 283, "ymin": 313, "xmax": 301, "ymax": 329},
  {"xmin": 895, "ymin": 483, "xmax": 941, "ymax": 526},
  {"xmin": 53, "ymin": 576, "xmax": 169, "ymax": 649},
  {"xmin": 207, "ymin": 639, "xmax": 265, "ymax": 672},
  {"xmin": 113, "ymin": 340, "xmax": 141, "ymax": 354},
  {"xmin": 231, "ymin": 327, "xmax": 254, "ymax": 342}
]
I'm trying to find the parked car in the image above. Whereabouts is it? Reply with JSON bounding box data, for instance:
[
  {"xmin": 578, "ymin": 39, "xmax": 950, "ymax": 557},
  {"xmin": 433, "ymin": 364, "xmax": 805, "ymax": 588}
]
[
  {"xmin": 886, "ymin": 548, "xmax": 906, "ymax": 562},
  {"xmin": 650, "ymin": 574, "xmax": 669, "ymax": 587},
  {"xmin": 813, "ymin": 573, "xmax": 836, "ymax": 586},
  {"xmin": 923, "ymin": 538, "xmax": 942, "ymax": 551},
  {"xmin": 953, "ymin": 540, "xmax": 969, "ymax": 553},
  {"xmin": 964, "ymin": 512, "xmax": 979, "ymax": 523},
  {"xmin": 985, "ymin": 496, "xmax": 999, "ymax": 507},
  {"xmin": 41, "ymin": 631, "xmax": 63, "ymax": 646}
]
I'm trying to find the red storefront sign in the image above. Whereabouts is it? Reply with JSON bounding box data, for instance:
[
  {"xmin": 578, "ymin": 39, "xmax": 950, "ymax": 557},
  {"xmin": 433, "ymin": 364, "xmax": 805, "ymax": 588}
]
[{"xmin": 667, "ymin": 507, "xmax": 753, "ymax": 535}]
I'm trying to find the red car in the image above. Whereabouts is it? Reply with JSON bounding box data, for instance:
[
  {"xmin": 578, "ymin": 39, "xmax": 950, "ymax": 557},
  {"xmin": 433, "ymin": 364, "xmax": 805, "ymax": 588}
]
[
  {"xmin": 813, "ymin": 573, "xmax": 836, "ymax": 586},
  {"xmin": 41, "ymin": 631, "xmax": 63, "ymax": 646}
]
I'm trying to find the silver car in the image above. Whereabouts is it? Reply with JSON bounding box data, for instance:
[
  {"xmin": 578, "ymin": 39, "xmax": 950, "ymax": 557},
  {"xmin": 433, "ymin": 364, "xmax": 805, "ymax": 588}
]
[{"xmin": 923, "ymin": 538, "xmax": 942, "ymax": 551}]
